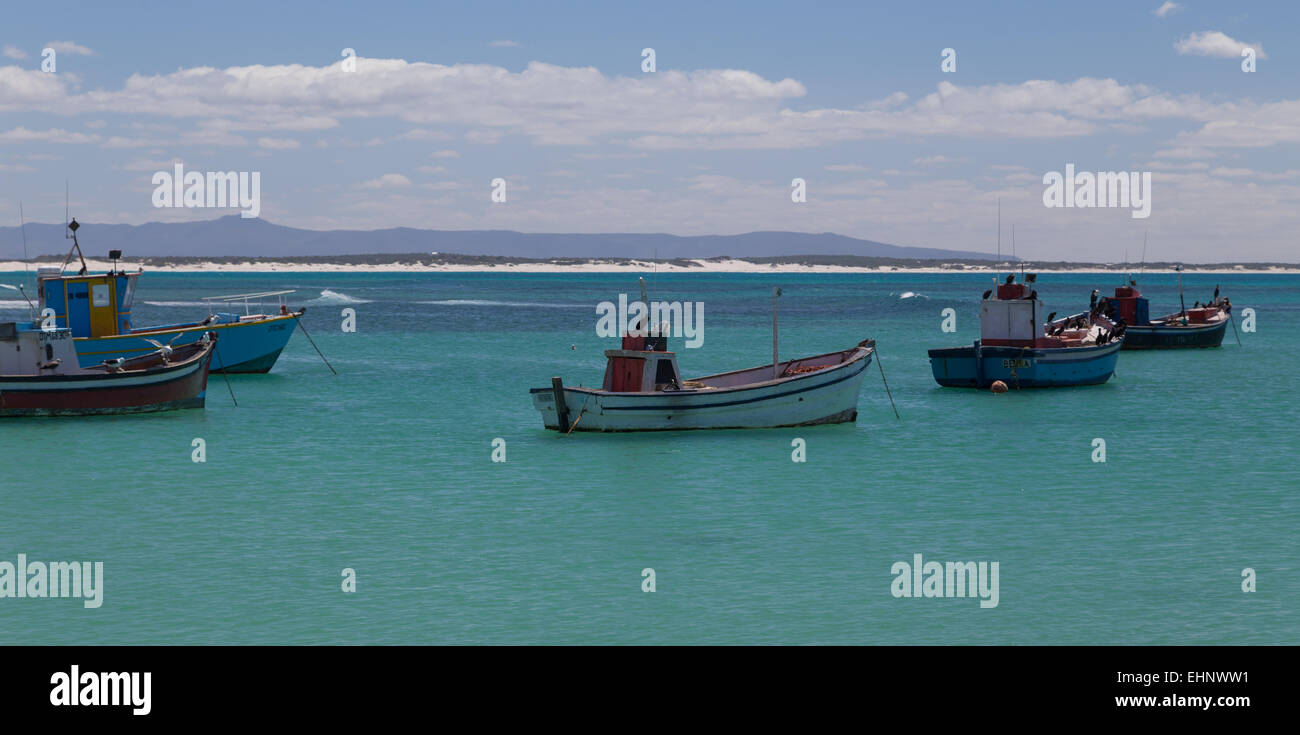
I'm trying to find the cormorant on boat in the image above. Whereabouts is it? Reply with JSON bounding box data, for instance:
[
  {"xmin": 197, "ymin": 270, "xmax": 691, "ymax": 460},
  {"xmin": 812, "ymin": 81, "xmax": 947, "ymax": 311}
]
[
  {"xmin": 1046, "ymin": 311, "xmax": 1057, "ymax": 324},
  {"xmin": 1005, "ymin": 274, "xmax": 1016, "ymax": 285},
  {"xmin": 1029, "ymin": 290, "xmax": 1038, "ymax": 300},
  {"xmin": 982, "ymin": 289, "xmax": 993, "ymax": 299},
  {"xmin": 1090, "ymin": 289, "xmax": 1100, "ymax": 308}
]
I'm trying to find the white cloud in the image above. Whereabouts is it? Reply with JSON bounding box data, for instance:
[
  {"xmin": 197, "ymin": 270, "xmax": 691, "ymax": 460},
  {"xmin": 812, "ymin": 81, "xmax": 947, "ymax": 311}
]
[
  {"xmin": 1174, "ymin": 31, "xmax": 1266, "ymax": 60},
  {"xmin": 44, "ymin": 40, "xmax": 95, "ymax": 56},
  {"xmin": 1152, "ymin": 2, "xmax": 1181, "ymax": 18},
  {"xmin": 120, "ymin": 157, "xmax": 182, "ymax": 172},
  {"xmin": 913, "ymin": 155, "xmax": 967, "ymax": 165},
  {"xmin": 429, "ymin": 149, "xmax": 460, "ymax": 158},
  {"xmin": 0, "ymin": 58, "xmax": 1280, "ymax": 153},
  {"xmin": 257, "ymin": 137, "xmax": 301, "ymax": 150},
  {"xmin": 357, "ymin": 173, "xmax": 412, "ymax": 189},
  {"xmin": 489, "ymin": 40, "xmax": 520, "ymax": 48},
  {"xmin": 824, "ymin": 164, "xmax": 868, "ymax": 172},
  {"xmin": 0, "ymin": 126, "xmax": 101, "ymax": 144},
  {"xmin": 395, "ymin": 129, "xmax": 453, "ymax": 142},
  {"xmin": 2, "ymin": 45, "xmax": 28, "ymax": 60}
]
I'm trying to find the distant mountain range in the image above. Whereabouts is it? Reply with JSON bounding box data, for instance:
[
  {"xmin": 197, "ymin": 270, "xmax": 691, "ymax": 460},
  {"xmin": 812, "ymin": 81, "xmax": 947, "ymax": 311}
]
[{"xmin": 0, "ymin": 215, "xmax": 1004, "ymax": 262}]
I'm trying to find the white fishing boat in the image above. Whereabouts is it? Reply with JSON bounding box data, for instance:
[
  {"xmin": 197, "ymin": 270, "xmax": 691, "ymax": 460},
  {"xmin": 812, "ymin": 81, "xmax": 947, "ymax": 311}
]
[
  {"xmin": 531, "ymin": 339, "xmax": 875, "ymax": 432},
  {"xmin": 531, "ymin": 283, "xmax": 876, "ymax": 431}
]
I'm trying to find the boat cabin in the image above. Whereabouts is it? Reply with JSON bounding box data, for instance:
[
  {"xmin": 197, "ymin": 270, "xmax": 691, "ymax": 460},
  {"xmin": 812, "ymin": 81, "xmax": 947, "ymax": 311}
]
[
  {"xmin": 602, "ymin": 332, "xmax": 684, "ymax": 392},
  {"xmin": 1106, "ymin": 285, "xmax": 1151, "ymax": 326},
  {"xmin": 36, "ymin": 266, "xmax": 140, "ymax": 339},
  {"xmin": 0, "ymin": 322, "xmax": 81, "ymax": 376},
  {"xmin": 980, "ymin": 280, "xmax": 1043, "ymax": 348}
]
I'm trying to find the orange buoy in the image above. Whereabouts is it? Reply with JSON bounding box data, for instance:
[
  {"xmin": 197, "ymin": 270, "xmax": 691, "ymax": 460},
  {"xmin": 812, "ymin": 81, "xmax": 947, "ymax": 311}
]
[{"xmin": 991, "ymin": 380, "xmax": 1008, "ymax": 394}]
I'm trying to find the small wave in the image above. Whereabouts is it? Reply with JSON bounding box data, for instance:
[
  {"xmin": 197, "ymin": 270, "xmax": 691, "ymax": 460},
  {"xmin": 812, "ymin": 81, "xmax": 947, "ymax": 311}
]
[
  {"xmin": 0, "ymin": 283, "xmax": 18, "ymax": 290},
  {"xmin": 307, "ymin": 289, "xmax": 371, "ymax": 305},
  {"xmin": 898, "ymin": 291, "xmax": 929, "ymax": 300},
  {"xmin": 419, "ymin": 299, "xmax": 586, "ymax": 308},
  {"xmin": 143, "ymin": 300, "xmax": 212, "ymax": 307},
  {"xmin": 0, "ymin": 299, "xmax": 33, "ymax": 309}
]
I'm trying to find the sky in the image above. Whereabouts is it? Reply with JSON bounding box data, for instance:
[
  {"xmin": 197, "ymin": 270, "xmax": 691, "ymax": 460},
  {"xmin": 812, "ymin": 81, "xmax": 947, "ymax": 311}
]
[{"xmin": 1, "ymin": 0, "xmax": 1297, "ymax": 262}]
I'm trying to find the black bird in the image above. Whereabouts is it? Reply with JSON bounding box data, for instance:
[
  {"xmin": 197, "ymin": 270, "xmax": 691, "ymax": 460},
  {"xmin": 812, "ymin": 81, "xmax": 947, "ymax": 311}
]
[
  {"xmin": 1090, "ymin": 289, "xmax": 1099, "ymax": 308},
  {"xmin": 1026, "ymin": 273, "xmax": 1037, "ymax": 283},
  {"xmin": 1214, "ymin": 285, "xmax": 1220, "ymax": 299},
  {"xmin": 1193, "ymin": 300, "xmax": 1200, "ymax": 308},
  {"xmin": 982, "ymin": 289, "xmax": 993, "ymax": 299},
  {"xmin": 1047, "ymin": 311, "xmax": 1057, "ymax": 324},
  {"xmin": 1029, "ymin": 290, "xmax": 1038, "ymax": 300},
  {"xmin": 1005, "ymin": 274, "xmax": 1015, "ymax": 285}
]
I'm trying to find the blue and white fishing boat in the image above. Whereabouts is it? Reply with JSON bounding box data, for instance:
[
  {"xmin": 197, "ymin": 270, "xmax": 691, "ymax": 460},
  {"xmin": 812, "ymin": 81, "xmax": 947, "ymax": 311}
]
[
  {"xmin": 928, "ymin": 274, "xmax": 1123, "ymax": 389},
  {"xmin": 33, "ymin": 220, "xmax": 302, "ymax": 373}
]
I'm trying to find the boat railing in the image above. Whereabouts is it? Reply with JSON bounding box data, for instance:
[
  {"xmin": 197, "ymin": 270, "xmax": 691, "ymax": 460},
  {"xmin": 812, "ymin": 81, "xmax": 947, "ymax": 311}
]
[{"xmin": 200, "ymin": 290, "xmax": 296, "ymax": 316}]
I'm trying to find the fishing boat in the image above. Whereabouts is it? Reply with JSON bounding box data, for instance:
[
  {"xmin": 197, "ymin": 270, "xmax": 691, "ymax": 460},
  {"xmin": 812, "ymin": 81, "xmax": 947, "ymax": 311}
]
[
  {"xmin": 1094, "ymin": 269, "xmax": 1231, "ymax": 350},
  {"xmin": 530, "ymin": 285, "xmax": 875, "ymax": 431},
  {"xmin": 0, "ymin": 321, "xmax": 215, "ymax": 417},
  {"xmin": 532, "ymin": 339, "xmax": 874, "ymax": 431},
  {"xmin": 31, "ymin": 219, "xmax": 303, "ymax": 373},
  {"xmin": 928, "ymin": 274, "xmax": 1123, "ymax": 389}
]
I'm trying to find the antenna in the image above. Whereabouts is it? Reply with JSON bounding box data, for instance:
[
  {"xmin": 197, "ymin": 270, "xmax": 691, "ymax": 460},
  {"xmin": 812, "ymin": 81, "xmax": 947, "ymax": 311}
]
[
  {"xmin": 1139, "ymin": 230, "xmax": 1148, "ymax": 283},
  {"xmin": 18, "ymin": 203, "xmax": 35, "ymax": 317},
  {"xmin": 996, "ymin": 197, "xmax": 1001, "ymax": 284},
  {"xmin": 65, "ymin": 180, "xmax": 70, "ymax": 239}
]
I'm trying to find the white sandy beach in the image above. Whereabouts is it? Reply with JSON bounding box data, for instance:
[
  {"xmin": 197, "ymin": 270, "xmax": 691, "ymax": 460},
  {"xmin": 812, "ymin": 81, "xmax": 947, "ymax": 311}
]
[{"xmin": 1, "ymin": 258, "xmax": 1297, "ymax": 275}]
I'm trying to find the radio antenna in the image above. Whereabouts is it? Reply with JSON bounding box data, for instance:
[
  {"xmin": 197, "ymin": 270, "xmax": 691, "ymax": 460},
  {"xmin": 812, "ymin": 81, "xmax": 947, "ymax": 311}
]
[
  {"xmin": 1139, "ymin": 230, "xmax": 1148, "ymax": 283},
  {"xmin": 18, "ymin": 203, "xmax": 35, "ymax": 317}
]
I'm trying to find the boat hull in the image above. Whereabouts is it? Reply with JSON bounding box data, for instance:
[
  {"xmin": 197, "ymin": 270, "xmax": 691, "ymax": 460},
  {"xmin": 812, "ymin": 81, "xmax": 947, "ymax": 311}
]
[
  {"xmin": 73, "ymin": 312, "xmax": 298, "ymax": 373},
  {"xmin": 1120, "ymin": 319, "xmax": 1227, "ymax": 349},
  {"xmin": 928, "ymin": 340, "xmax": 1121, "ymax": 388},
  {"xmin": 531, "ymin": 348, "xmax": 872, "ymax": 431},
  {"xmin": 0, "ymin": 344, "xmax": 213, "ymax": 417}
]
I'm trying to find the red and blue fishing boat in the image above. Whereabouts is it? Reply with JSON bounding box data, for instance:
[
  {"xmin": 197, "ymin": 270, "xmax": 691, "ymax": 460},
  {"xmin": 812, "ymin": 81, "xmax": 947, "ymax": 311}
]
[
  {"xmin": 0, "ymin": 321, "xmax": 215, "ymax": 417},
  {"xmin": 928, "ymin": 274, "xmax": 1123, "ymax": 389},
  {"xmin": 1094, "ymin": 269, "xmax": 1231, "ymax": 350},
  {"xmin": 34, "ymin": 219, "xmax": 303, "ymax": 373}
]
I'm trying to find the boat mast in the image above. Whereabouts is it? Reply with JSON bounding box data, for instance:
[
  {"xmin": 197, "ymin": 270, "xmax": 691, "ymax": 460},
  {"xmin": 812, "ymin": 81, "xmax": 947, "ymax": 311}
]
[
  {"xmin": 996, "ymin": 198, "xmax": 1001, "ymax": 286},
  {"xmin": 771, "ymin": 287, "xmax": 781, "ymax": 379},
  {"xmin": 1175, "ymin": 265, "xmax": 1186, "ymax": 317}
]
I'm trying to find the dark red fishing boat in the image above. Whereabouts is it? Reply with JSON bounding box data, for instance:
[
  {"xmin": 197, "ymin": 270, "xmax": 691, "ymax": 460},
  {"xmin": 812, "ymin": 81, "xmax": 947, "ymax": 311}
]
[{"xmin": 0, "ymin": 322, "xmax": 216, "ymax": 417}]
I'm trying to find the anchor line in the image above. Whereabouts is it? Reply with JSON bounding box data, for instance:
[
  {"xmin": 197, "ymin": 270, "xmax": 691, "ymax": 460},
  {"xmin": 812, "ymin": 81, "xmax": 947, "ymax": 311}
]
[
  {"xmin": 1011, "ymin": 346, "xmax": 1030, "ymax": 391},
  {"xmin": 564, "ymin": 394, "xmax": 593, "ymax": 435},
  {"xmin": 213, "ymin": 341, "xmax": 238, "ymax": 407},
  {"xmin": 293, "ymin": 313, "xmax": 338, "ymax": 375},
  {"xmin": 872, "ymin": 345, "xmax": 900, "ymax": 419}
]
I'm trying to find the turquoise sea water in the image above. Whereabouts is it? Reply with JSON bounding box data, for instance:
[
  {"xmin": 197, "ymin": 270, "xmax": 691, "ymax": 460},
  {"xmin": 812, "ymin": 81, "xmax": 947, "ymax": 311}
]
[{"xmin": 1, "ymin": 269, "xmax": 1296, "ymax": 644}]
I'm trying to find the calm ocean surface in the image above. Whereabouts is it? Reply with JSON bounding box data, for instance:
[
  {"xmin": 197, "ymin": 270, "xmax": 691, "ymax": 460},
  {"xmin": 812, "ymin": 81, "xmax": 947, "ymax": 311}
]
[{"xmin": 1, "ymin": 269, "xmax": 1296, "ymax": 644}]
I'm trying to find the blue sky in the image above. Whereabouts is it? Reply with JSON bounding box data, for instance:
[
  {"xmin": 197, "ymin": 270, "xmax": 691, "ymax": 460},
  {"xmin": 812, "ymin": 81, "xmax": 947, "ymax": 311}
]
[{"xmin": 1, "ymin": 0, "xmax": 1297, "ymax": 261}]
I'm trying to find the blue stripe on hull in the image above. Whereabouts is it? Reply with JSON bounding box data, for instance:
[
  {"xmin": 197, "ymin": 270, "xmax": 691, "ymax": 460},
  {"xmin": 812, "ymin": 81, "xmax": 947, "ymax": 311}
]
[
  {"xmin": 73, "ymin": 316, "xmax": 298, "ymax": 373},
  {"xmin": 1121, "ymin": 319, "xmax": 1227, "ymax": 349}
]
